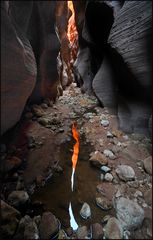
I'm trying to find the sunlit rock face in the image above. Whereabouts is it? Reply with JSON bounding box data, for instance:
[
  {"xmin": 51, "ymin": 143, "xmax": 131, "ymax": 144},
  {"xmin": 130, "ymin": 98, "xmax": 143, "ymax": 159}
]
[
  {"xmin": 56, "ymin": 1, "xmax": 78, "ymax": 90},
  {"xmin": 74, "ymin": 0, "xmax": 152, "ymax": 136},
  {"xmin": 1, "ymin": 2, "xmax": 37, "ymax": 135}
]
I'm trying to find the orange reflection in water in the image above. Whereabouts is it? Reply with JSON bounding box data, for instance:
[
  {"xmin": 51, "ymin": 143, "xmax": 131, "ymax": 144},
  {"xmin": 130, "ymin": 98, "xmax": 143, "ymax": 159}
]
[{"xmin": 71, "ymin": 122, "xmax": 79, "ymax": 170}]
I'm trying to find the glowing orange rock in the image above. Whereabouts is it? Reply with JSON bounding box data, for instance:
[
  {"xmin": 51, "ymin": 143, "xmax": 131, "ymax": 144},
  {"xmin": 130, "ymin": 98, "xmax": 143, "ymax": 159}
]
[{"xmin": 67, "ymin": 1, "xmax": 78, "ymax": 46}]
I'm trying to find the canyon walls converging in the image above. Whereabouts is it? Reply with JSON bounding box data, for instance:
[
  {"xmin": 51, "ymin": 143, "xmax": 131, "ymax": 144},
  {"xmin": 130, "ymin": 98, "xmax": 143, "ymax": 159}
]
[{"xmin": 1, "ymin": 1, "xmax": 152, "ymax": 136}]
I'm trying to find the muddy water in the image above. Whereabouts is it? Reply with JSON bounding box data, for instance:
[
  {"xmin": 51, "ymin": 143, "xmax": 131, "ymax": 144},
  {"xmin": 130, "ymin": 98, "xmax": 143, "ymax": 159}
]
[{"xmin": 31, "ymin": 133, "xmax": 108, "ymax": 229}]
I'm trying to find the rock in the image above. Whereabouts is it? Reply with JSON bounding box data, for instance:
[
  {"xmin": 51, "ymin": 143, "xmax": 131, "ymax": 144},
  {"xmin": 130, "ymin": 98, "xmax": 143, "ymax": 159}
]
[
  {"xmin": 80, "ymin": 202, "xmax": 91, "ymax": 219},
  {"xmin": 115, "ymin": 189, "xmax": 122, "ymax": 198},
  {"xmin": 65, "ymin": 227, "xmax": 73, "ymax": 237},
  {"xmin": 16, "ymin": 178, "xmax": 25, "ymax": 190},
  {"xmin": 104, "ymin": 173, "xmax": 113, "ymax": 182},
  {"xmin": 107, "ymin": 131, "xmax": 114, "ymax": 138},
  {"xmin": 101, "ymin": 166, "xmax": 111, "ymax": 173},
  {"xmin": 92, "ymin": 223, "xmax": 103, "ymax": 239},
  {"xmin": 32, "ymin": 105, "xmax": 44, "ymax": 117},
  {"xmin": 58, "ymin": 128, "xmax": 64, "ymax": 133},
  {"xmin": 96, "ymin": 197, "xmax": 112, "ymax": 211},
  {"xmin": 39, "ymin": 212, "xmax": 59, "ymax": 239},
  {"xmin": 131, "ymin": 133, "xmax": 145, "ymax": 141},
  {"xmin": 76, "ymin": 226, "xmax": 89, "ymax": 239},
  {"xmin": 1, "ymin": 200, "xmax": 21, "ymax": 221},
  {"xmin": 7, "ymin": 190, "xmax": 29, "ymax": 207},
  {"xmin": 123, "ymin": 135, "xmax": 129, "ymax": 140},
  {"xmin": 127, "ymin": 180, "xmax": 139, "ymax": 188},
  {"xmin": 116, "ymin": 165, "xmax": 135, "ymax": 182},
  {"xmin": 24, "ymin": 221, "xmax": 39, "ymax": 239},
  {"xmin": 33, "ymin": 215, "xmax": 41, "ymax": 227},
  {"xmin": 143, "ymin": 156, "xmax": 152, "ymax": 175},
  {"xmin": 1, "ymin": 200, "xmax": 21, "ymax": 236},
  {"xmin": 144, "ymin": 189, "xmax": 152, "ymax": 206},
  {"xmin": 58, "ymin": 229, "xmax": 67, "ymax": 239},
  {"xmin": 38, "ymin": 117, "xmax": 49, "ymax": 126},
  {"xmin": 103, "ymin": 149, "xmax": 116, "ymax": 160},
  {"xmin": 27, "ymin": 136, "xmax": 36, "ymax": 148},
  {"xmin": 41, "ymin": 103, "xmax": 48, "ymax": 109},
  {"xmin": 98, "ymin": 138, "xmax": 104, "ymax": 147},
  {"xmin": 101, "ymin": 119, "xmax": 109, "ymax": 127},
  {"xmin": 4, "ymin": 156, "xmax": 22, "ymax": 172},
  {"xmin": 142, "ymin": 203, "xmax": 148, "ymax": 208},
  {"xmin": 89, "ymin": 151, "xmax": 108, "ymax": 168},
  {"xmin": 1, "ymin": 219, "xmax": 19, "ymax": 237},
  {"xmin": 134, "ymin": 190, "xmax": 143, "ymax": 198},
  {"xmin": 104, "ymin": 217, "xmax": 123, "ymax": 239},
  {"xmin": 112, "ymin": 130, "xmax": 123, "ymax": 138},
  {"xmin": 114, "ymin": 197, "xmax": 144, "ymax": 230},
  {"xmin": 111, "ymin": 145, "xmax": 121, "ymax": 154},
  {"xmin": 15, "ymin": 215, "xmax": 38, "ymax": 239},
  {"xmin": 101, "ymin": 215, "xmax": 112, "ymax": 224},
  {"xmin": 100, "ymin": 173, "xmax": 104, "ymax": 181},
  {"xmin": 43, "ymin": 98, "xmax": 53, "ymax": 107}
]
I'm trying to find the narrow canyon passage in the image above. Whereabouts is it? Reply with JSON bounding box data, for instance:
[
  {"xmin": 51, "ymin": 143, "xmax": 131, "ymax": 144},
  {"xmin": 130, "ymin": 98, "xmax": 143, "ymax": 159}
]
[{"xmin": 1, "ymin": 1, "xmax": 152, "ymax": 240}]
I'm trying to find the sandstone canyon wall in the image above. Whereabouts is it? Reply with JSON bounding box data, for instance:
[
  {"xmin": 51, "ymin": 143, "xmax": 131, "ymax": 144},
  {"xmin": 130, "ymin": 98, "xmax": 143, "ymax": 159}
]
[
  {"xmin": 1, "ymin": 1, "xmax": 61, "ymax": 135},
  {"xmin": 73, "ymin": 0, "xmax": 152, "ymax": 136}
]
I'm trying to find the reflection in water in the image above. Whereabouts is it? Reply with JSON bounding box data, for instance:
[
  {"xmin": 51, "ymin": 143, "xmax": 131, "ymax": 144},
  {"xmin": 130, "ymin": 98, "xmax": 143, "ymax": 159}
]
[
  {"xmin": 71, "ymin": 167, "xmax": 75, "ymax": 191},
  {"xmin": 69, "ymin": 202, "xmax": 78, "ymax": 231},
  {"xmin": 69, "ymin": 122, "xmax": 79, "ymax": 230}
]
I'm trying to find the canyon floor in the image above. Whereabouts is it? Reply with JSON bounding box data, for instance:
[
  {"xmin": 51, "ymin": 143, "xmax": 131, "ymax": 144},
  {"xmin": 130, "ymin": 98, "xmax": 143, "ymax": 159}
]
[{"xmin": 1, "ymin": 83, "xmax": 152, "ymax": 239}]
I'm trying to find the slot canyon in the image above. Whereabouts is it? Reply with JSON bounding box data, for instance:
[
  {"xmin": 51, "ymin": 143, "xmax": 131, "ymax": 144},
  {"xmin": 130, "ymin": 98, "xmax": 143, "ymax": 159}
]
[{"xmin": 1, "ymin": 1, "xmax": 152, "ymax": 239}]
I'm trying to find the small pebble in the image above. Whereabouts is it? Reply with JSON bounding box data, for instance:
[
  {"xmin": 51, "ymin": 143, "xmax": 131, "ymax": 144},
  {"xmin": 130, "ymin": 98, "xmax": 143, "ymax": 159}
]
[
  {"xmin": 107, "ymin": 131, "xmax": 114, "ymax": 138},
  {"xmin": 101, "ymin": 119, "xmax": 109, "ymax": 127},
  {"xmin": 101, "ymin": 166, "xmax": 111, "ymax": 173},
  {"xmin": 104, "ymin": 173, "xmax": 113, "ymax": 182},
  {"xmin": 142, "ymin": 203, "xmax": 148, "ymax": 208},
  {"xmin": 100, "ymin": 173, "xmax": 104, "ymax": 181}
]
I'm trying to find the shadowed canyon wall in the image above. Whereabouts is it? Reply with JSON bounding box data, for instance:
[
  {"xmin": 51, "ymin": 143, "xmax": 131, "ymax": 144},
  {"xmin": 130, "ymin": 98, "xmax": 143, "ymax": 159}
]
[
  {"xmin": 73, "ymin": 0, "xmax": 152, "ymax": 136},
  {"xmin": 1, "ymin": 1, "xmax": 61, "ymax": 135}
]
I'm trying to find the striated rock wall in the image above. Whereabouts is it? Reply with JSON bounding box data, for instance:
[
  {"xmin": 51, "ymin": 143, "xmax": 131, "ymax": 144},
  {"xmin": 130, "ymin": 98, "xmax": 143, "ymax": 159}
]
[
  {"xmin": 74, "ymin": 0, "xmax": 152, "ymax": 136},
  {"xmin": 1, "ymin": 1, "xmax": 61, "ymax": 135},
  {"xmin": 1, "ymin": 2, "xmax": 37, "ymax": 135},
  {"xmin": 27, "ymin": 1, "xmax": 61, "ymax": 103}
]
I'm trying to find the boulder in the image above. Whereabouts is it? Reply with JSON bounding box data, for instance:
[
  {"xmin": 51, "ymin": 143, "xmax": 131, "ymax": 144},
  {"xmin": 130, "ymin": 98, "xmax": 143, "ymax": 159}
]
[
  {"xmin": 116, "ymin": 165, "xmax": 135, "ymax": 182},
  {"xmin": 7, "ymin": 191, "xmax": 29, "ymax": 207},
  {"xmin": 92, "ymin": 223, "xmax": 103, "ymax": 239},
  {"xmin": 143, "ymin": 156, "xmax": 152, "ymax": 175},
  {"xmin": 1, "ymin": 200, "xmax": 21, "ymax": 237},
  {"xmin": 114, "ymin": 197, "xmax": 144, "ymax": 230},
  {"xmin": 76, "ymin": 226, "xmax": 89, "ymax": 239},
  {"xmin": 96, "ymin": 197, "xmax": 112, "ymax": 211},
  {"xmin": 39, "ymin": 211, "xmax": 59, "ymax": 239},
  {"xmin": 24, "ymin": 221, "xmax": 39, "ymax": 239},
  {"xmin": 104, "ymin": 217, "xmax": 123, "ymax": 239},
  {"xmin": 89, "ymin": 151, "xmax": 108, "ymax": 168}
]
